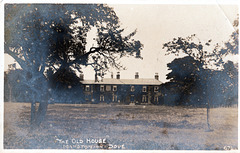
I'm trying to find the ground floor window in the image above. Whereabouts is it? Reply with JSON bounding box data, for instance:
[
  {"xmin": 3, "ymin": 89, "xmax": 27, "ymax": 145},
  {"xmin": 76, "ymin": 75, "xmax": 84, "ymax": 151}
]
[
  {"xmin": 142, "ymin": 95, "xmax": 147, "ymax": 103},
  {"xmin": 154, "ymin": 96, "xmax": 159, "ymax": 102},
  {"xmin": 100, "ymin": 95, "xmax": 104, "ymax": 102},
  {"xmin": 112, "ymin": 95, "xmax": 117, "ymax": 102}
]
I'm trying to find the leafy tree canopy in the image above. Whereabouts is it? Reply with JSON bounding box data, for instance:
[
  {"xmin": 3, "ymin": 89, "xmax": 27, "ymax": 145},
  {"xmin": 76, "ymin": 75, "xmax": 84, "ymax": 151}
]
[
  {"xmin": 5, "ymin": 4, "xmax": 143, "ymax": 90},
  {"xmin": 167, "ymin": 56, "xmax": 202, "ymax": 82},
  {"xmin": 163, "ymin": 16, "xmax": 238, "ymax": 70},
  {"xmin": 163, "ymin": 15, "xmax": 238, "ymax": 108}
]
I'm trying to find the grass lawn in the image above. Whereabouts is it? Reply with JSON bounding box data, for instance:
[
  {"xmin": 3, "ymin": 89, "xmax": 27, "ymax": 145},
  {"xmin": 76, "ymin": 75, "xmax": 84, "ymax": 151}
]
[{"xmin": 4, "ymin": 102, "xmax": 238, "ymax": 150}]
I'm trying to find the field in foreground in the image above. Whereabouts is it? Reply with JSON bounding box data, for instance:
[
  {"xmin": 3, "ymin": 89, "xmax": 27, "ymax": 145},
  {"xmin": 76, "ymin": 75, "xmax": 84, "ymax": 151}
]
[{"xmin": 4, "ymin": 102, "xmax": 238, "ymax": 150}]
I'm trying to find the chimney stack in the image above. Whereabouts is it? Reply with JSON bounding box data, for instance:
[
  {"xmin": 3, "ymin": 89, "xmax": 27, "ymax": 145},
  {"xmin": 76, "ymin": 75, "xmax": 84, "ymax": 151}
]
[
  {"xmin": 135, "ymin": 72, "xmax": 139, "ymax": 79},
  {"xmin": 116, "ymin": 72, "xmax": 120, "ymax": 79},
  {"xmin": 80, "ymin": 74, "xmax": 84, "ymax": 81},
  {"xmin": 155, "ymin": 73, "xmax": 159, "ymax": 80},
  {"xmin": 111, "ymin": 72, "xmax": 113, "ymax": 79},
  {"xmin": 101, "ymin": 73, "xmax": 104, "ymax": 82},
  {"xmin": 95, "ymin": 73, "xmax": 98, "ymax": 82}
]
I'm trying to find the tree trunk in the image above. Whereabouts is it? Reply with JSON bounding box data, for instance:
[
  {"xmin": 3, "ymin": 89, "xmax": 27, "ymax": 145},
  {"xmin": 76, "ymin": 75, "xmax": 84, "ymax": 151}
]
[
  {"xmin": 207, "ymin": 103, "xmax": 210, "ymax": 129},
  {"xmin": 31, "ymin": 101, "xmax": 48, "ymax": 127},
  {"xmin": 35, "ymin": 101, "xmax": 48, "ymax": 126},
  {"xmin": 206, "ymin": 100, "xmax": 213, "ymax": 132},
  {"xmin": 30, "ymin": 101, "xmax": 36, "ymax": 125}
]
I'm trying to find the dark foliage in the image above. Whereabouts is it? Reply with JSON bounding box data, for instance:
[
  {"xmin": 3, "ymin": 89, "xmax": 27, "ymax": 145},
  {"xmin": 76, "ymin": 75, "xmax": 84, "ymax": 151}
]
[
  {"xmin": 162, "ymin": 50, "xmax": 238, "ymax": 107},
  {"xmin": 4, "ymin": 4, "xmax": 143, "ymax": 126}
]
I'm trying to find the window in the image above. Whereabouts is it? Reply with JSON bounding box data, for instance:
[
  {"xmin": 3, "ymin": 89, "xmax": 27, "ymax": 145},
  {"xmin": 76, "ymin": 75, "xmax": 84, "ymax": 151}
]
[
  {"xmin": 113, "ymin": 86, "xmax": 117, "ymax": 91},
  {"xmin": 100, "ymin": 85, "xmax": 104, "ymax": 92},
  {"xmin": 142, "ymin": 86, "xmax": 147, "ymax": 92},
  {"xmin": 154, "ymin": 96, "xmax": 159, "ymax": 102},
  {"xmin": 142, "ymin": 95, "xmax": 147, "ymax": 103},
  {"xmin": 131, "ymin": 86, "xmax": 135, "ymax": 92},
  {"xmin": 112, "ymin": 95, "xmax": 117, "ymax": 102},
  {"xmin": 100, "ymin": 95, "xmax": 104, "ymax": 102},
  {"xmin": 106, "ymin": 85, "xmax": 111, "ymax": 91},
  {"xmin": 154, "ymin": 86, "xmax": 159, "ymax": 92},
  {"xmin": 85, "ymin": 85, "xmax": 90, "ymax": 91}
]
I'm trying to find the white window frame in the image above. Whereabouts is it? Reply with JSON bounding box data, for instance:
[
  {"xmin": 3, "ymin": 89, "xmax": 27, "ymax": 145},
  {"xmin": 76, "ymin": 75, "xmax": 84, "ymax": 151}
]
[
  {"xmin": 131, "ymin": 86, "xmax": 135, "ymax": 92},
  {"xmin": 106, "ymin": 85, "xmax": 111, "ymax": 91},
  {"xmin": 113, "ymin": 85, "xmax": 117, "ymax": 91},
  {"xmin": 112, "ymin": 95, "xmax": 117, "ymax": 102},
  {"xmin": 154, "ymin": 86, "xmax": 159, "ymax": 92},
  {"xmin": 142, "ymin": 86, "xmax": 147, "ymax": 92},
  {"xmin": 100, "ymin": 95, "xmax": 104, "ymax": 102},
  {"xmin": 100, "ymin": 85, "xmax": 104, "ymax": 92},
  {"xmin": 142, "ymin": 95, "xmax": 147, "ymax": 102},
  {"xmin": 85, "ymin": 85, "xmax": 90, "ymax": 92}
]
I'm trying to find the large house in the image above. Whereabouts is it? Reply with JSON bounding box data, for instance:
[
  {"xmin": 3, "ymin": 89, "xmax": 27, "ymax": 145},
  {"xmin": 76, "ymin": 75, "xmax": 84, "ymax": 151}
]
[{"xmin": 81, "ymin": 72, "xmax": 163, "ymax": 105}]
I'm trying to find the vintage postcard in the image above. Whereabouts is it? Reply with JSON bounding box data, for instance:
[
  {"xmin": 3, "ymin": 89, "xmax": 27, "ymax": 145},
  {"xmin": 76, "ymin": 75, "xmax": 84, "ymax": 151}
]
[{"xmin": 1, "ymin": 0, "xmax": 239, "ymax": 152}]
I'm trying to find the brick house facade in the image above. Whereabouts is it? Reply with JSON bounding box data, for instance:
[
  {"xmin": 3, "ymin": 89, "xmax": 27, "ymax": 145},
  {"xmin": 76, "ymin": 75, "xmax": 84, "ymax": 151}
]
[{"xmin": 81, "ymin": 72, "xmax": 163, "ymax": 105}]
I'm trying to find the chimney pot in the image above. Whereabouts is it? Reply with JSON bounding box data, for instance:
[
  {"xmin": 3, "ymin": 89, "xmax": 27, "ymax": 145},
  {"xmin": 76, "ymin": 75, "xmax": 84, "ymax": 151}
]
[
  {"xmin": 101, "ymin": 73, "xmax": 104, "ymax": 82},
  {"xmin": 155, "ymin": 73, "xmax": 159, "ymax": 80},
  {"xmin": 95, "ymin": 73, "xmax": 98, "ymax": 82},
  {"xmin": 111, "ymin": 72, "xmax": 113, "ymax": 79},
  {"xmin": 116, "ymin": 72, "xmax": 120, "ymax": 79},
  {"xmin": 80, "ymin": 74, "xmax": 84, "ymax": 81},
  {"xmin": 135, "ymin": 72, "xmax": 139, "ymax": 79}
]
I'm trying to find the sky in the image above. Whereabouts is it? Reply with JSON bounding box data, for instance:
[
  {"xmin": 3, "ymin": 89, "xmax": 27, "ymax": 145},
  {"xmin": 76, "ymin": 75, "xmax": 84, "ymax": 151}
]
[{"xmin": 4, "ymin": 4, "xmax": 239, "ymax": 83}]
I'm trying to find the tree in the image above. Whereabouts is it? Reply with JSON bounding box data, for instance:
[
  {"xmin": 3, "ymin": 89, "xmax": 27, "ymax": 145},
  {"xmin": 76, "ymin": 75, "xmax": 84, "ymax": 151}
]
[
  {"xmin": 5, "ymin": 69, "xmax": 37, "ymax": 102},
  {"xmin": 166, "ymin": 56, "xmax": 203, "ymax": 106},
  {"xmin": 219, "ymin": 16, "xmax": 238, "ymax": 56},
  {"xmin": 163, "ymin": 16, "xmax": 238, "ymax": 131},
  {"xmin": 221, "ymin": 60, "xmax": 238, "ymax": 106},
  {"xmin": 5, "ymin": 4, "xmax": 143, "ymax": 126},
  {"xmin": 163, "ymin": 34, "xmax": 214, "ymax": 68},
  {"xmin": 163, "ymin": 35, "xmax": 215, "ymax": 103}
]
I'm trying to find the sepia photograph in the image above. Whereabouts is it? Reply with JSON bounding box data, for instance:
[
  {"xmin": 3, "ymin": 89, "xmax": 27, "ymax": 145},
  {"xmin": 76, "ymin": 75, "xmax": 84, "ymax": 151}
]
[{"xmin": 2, "ymin": 1, "xmax": 239, "ymax": 151}]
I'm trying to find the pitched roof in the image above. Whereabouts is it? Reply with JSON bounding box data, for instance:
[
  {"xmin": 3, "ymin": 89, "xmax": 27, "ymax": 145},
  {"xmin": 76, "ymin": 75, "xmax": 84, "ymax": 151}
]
[{"xmin": 81, "ymin": 78, "xmax": 162, "ymax": 85}]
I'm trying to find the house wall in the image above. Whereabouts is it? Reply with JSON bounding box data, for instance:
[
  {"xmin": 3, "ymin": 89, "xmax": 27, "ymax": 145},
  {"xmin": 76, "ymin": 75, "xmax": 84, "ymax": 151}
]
[{"xmin": 82, "ymin": 84, "xmax": 163, "ymax": 105}]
